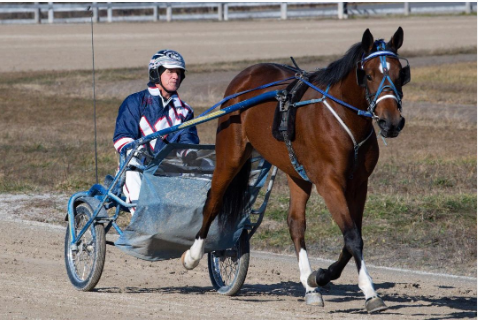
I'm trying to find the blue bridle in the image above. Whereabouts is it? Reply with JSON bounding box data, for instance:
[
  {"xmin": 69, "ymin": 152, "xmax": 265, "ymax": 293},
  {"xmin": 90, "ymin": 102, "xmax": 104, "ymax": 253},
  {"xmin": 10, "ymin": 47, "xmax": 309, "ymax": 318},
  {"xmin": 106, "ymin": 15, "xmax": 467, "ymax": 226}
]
[{"xmin": 359, "ymin": 40, "xmax": 407, "ymax": 119}]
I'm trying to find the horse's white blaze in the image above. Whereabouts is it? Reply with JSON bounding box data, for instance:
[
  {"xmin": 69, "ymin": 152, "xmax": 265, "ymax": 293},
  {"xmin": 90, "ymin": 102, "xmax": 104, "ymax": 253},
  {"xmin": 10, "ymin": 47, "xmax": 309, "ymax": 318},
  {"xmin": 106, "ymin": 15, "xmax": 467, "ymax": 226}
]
[
  {"xmin": 184, "ymin": 238, "xmax": 205, "ymax": 268},
  {"xmin": 298, "ymin": 249, "xmax": 315, "ymax": 292},
  {"xmin": 378, "ymin": 61, "xmax": 390, "ymax": 74},
  {"xmin": 358, "ymin": 260, "xmax": 378, "ymax": 299}
]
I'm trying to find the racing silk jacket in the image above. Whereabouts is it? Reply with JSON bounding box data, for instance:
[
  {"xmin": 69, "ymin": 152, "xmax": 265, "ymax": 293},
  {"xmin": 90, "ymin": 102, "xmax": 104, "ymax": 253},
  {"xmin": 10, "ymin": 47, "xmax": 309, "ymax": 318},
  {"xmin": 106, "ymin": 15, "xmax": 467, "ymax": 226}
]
[{"xmin": 113, "ymin": 82, "xmax": 199, "ymax": 155}]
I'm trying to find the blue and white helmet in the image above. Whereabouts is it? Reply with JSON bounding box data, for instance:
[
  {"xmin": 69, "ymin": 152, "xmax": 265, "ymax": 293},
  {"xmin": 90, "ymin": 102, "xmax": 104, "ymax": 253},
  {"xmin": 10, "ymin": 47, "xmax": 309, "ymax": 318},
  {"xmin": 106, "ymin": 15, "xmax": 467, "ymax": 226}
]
[{"xmin": 148, "ymin": 49, "xmax": 186, "ymax": 71}]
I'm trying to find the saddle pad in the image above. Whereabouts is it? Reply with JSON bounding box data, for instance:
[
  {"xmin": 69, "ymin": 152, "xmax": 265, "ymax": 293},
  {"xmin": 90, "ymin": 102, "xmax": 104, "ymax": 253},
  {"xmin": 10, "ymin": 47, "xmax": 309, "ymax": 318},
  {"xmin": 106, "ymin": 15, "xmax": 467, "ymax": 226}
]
[{"xmin": 272, "ymin": 78, "xmax": 310, "ymax": 141}]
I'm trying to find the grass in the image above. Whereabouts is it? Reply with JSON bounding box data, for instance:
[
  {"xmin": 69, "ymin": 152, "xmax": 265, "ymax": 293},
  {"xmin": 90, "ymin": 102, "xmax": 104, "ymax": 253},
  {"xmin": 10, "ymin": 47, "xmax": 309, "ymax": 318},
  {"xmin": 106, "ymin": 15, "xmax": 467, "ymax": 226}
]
[
  {"xmin": 405, "ymin": 61, "xmax": 477, "ymax": 105},
  {"xmin": 0, "ymin": 53, "xmax": 476, "ymax": 276}
]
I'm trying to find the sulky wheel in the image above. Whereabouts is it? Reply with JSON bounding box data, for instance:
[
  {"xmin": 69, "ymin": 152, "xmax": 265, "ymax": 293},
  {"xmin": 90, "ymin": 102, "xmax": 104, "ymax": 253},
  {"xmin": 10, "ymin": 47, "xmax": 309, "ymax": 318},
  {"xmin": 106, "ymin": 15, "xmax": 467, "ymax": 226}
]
[
  {"xmin": 64, "ymin": 202, "xmax": 106, "ymax": 291},
  {"xmin": 207, "ymin": 230, "xmax": 250, "ymax": 296}
]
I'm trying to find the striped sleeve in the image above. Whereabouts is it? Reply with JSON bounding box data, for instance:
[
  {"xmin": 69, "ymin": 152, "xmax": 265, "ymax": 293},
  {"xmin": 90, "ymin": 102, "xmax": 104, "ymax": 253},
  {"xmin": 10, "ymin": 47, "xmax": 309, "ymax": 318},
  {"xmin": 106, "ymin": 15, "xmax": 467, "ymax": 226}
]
[
  {"xmin": 114, "ymin": 137, "xmax": 134, "ymax": 153},
  {"xmin": 113, "ymin": 93, "xmax": 142, "ymax": 153}
]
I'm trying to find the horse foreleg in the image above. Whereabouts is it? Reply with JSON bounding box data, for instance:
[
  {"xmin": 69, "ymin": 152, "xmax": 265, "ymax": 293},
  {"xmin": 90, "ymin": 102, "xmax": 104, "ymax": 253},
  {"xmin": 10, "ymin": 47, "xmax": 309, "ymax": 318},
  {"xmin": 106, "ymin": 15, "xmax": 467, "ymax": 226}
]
[
  {"xmin": 286, "ymin": 176, "xmax": 323, "ymax": 306},
  {"xmin": 309, "ymin": 177, "xmax": 386, "ymax": 313},
  {"xmin": 308, "ymin": 247, "xmax": 352, "ymax": 287},
  {"xmin": 346, "ymin": 181, "xmax": 387, "ymax": 313}
]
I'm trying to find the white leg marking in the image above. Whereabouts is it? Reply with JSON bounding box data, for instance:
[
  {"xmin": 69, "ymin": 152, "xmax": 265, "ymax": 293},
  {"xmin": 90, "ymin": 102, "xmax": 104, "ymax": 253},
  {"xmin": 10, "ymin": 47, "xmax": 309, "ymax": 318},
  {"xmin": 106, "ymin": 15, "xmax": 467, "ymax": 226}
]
[
  {"xmin": 298, "ymin": 249, "xmax": 315, "ymax": 292},
  {"xmin": 184, "ymin": 238, "xmax": 205, "ymax": 269},
  {"xmin": 358, "ymin": 260, "xmax": 378, "ymax": 299}
]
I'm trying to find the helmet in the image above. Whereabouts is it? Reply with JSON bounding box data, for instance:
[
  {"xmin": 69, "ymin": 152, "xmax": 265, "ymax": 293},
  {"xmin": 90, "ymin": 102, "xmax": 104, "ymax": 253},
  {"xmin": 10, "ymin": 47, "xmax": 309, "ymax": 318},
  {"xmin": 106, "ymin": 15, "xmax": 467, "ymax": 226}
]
[{"xmin": 148, "ymin": 49, "xmax": 186, "ymax": 84}]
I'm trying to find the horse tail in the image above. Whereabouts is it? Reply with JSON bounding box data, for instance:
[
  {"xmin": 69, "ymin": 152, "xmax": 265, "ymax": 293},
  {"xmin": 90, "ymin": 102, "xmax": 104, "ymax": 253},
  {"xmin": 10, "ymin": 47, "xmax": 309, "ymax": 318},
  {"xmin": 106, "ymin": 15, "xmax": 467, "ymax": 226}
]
[{"xmin": 217, "ymin": 159, "xmax": 251, "ymax": 230}]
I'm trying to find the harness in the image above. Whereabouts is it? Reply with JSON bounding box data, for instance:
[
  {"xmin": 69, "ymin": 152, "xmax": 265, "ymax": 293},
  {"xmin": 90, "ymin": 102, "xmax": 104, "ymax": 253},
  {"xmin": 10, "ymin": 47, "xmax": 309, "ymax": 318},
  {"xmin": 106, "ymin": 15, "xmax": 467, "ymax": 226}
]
[{"xmin": 175, "ymin": 46, "xmax": 409, "ymax": 181}]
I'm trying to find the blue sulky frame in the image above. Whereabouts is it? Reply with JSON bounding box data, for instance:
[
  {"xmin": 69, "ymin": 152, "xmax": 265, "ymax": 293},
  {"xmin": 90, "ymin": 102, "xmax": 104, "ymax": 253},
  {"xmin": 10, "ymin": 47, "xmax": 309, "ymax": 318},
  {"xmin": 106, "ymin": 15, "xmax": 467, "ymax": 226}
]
[{"xmin": 66, "ymin": 90, "xmax": 281, "ymax": 251}]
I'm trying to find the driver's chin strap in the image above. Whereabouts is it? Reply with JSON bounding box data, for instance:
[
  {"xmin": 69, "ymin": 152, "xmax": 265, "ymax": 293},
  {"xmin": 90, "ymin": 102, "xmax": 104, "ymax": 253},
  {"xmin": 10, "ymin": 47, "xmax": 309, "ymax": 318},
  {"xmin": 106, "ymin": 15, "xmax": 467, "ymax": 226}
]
[{"xmin": 158, "ymin": 81, "xmax": 177, "ymax": 96}]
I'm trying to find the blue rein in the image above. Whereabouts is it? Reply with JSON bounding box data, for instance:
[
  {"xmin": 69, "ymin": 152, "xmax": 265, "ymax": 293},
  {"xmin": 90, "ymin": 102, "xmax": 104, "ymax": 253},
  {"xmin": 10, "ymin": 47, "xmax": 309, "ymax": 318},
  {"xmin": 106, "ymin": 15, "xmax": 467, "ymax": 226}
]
[{"xmin": 168, "ymin": 47, "xmax": 405, "ymax": 144}]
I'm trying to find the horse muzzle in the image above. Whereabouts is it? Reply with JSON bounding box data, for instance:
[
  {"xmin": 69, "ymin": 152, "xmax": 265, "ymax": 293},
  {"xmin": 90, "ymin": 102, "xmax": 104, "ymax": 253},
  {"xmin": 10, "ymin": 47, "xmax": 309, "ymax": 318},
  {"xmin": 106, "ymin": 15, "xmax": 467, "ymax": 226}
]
[{"xmin": 377, "ymin": 116, "xmax": 405, "ymax": 138}]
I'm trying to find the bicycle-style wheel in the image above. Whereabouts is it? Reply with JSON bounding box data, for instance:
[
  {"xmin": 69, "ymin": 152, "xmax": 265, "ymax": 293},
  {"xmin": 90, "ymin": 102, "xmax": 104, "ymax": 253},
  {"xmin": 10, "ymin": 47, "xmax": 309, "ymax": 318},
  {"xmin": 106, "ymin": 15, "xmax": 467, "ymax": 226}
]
[
  {"xmin": 64, "ymin": 202, "xmax": 106, "ymax": 291},
  {"xmin": 207, "ymin": 230, "xmax": 250, "ymax": 296}
]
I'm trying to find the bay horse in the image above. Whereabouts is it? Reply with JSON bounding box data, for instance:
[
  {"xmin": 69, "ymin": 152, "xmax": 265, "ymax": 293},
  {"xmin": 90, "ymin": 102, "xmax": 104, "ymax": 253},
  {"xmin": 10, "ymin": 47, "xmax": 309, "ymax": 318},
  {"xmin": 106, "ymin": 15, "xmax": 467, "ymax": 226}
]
[{"xmin": 182, "ymin": 27, "xmax": 409, "ymax": 313}]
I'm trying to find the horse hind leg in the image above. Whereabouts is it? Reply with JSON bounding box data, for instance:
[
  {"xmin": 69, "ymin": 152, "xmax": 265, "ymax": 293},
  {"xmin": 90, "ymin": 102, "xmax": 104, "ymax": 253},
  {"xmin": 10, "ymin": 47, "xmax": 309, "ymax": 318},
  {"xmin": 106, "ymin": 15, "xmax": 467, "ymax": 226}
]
[
  {"xmin": 181, "ymin": 145, "xmax": 253, "ymax": 270},
  {"xmin": 286, "ymin": 175, "xmax": 323, "ymax": 306}
]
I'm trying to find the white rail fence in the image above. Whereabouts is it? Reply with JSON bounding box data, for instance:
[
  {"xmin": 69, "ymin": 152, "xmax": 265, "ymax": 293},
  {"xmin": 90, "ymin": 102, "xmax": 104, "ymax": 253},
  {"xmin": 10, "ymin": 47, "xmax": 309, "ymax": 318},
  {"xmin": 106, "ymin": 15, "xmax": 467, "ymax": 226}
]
[{"xmin": 0, "ymin": 2, "xmax": 475, "ymax": 24}]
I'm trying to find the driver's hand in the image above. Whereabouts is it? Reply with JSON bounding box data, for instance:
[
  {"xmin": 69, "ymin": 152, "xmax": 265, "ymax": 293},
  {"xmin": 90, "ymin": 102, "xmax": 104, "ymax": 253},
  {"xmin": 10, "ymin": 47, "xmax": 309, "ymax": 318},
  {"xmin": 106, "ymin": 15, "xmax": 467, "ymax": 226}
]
[{"xmin": 182, "ymin": 150, "xmax": 198, "ymax": 165}]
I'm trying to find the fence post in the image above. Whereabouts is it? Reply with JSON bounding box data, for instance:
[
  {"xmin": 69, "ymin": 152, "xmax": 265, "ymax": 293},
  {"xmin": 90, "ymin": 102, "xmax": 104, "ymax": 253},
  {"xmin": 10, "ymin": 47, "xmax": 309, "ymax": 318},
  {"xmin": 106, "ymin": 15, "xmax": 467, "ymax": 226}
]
[
  {"xmin": 280, "ymin": 3, "xmax": 287, "ymax": 20},
  {"xmin": 166, "ymin": 3, "xmax": 172, "ymax": 22},
  {"xmin": 465, "ymin": 2, "xmax": 472, "ymax": 14},
  {"xmin": 224, "ymin": 3, "xmax": 229, "ymax": 21},
  {"xmin": 153, "ymin": 3, "xmax": 159, "ymax": 21},
  {"xmin": 34, "ymin": 2, "xmax": 41, "ymax": 24},
  {"xmin": 48, "ymin": 2, "xmax": 54, "ymax": 24},
  {"xmin": 337, "ymin": 2, "xmax": 344, "ymax": 20},
  {"xmin": 92, "ymin": 2, "xmax": 99, "ymax": 23},
  {"xmin": 218, "ymin": 3, "xmax": 223, "ymax": 21},
  {"xmin": 404, "ymin": 2, "xmax": 410, "ymax": 15},
  {"xmin": 107, "ymin": 2, "xmax": 113, "ymax": 23}
]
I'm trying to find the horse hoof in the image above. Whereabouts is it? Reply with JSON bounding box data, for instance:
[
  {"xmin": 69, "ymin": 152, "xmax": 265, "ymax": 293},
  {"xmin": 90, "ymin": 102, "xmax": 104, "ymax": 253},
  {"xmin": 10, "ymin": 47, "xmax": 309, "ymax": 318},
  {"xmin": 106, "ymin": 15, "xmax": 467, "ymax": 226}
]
[
  {"xmin": 365, "ymin": 296, "xmax": 388, "ymax": 313},
  {"xmin": 305, "ymin": 290, "xmax": 324, "ymax": 306},
  {"xmin": 307, "ymin": 271, "xmax": 318, "ymax": 287},
  {"xmin": 181, "ymin": 250, "xmax": 199, "ymax": 270}
]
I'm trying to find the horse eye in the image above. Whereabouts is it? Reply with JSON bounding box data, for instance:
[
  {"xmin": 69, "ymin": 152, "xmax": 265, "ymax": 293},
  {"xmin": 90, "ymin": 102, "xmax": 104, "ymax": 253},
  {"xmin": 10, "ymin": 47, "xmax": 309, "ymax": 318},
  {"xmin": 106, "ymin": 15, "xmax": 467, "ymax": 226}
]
[{"xmin": 366, "ymin": 75, "xmax": 372, "ymax": 81}]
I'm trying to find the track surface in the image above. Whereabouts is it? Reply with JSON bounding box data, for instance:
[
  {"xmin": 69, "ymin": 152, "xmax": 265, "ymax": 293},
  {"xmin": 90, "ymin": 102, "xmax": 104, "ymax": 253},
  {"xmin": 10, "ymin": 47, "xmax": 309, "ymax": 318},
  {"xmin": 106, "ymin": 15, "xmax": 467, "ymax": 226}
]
[
  {"xmin": 0, "ymin": 203, "xmax": 476, "ymax": 320},
  {"xmin": 0, "ymin": 16, "xmax": 476, "ymax": 72},
  {"xmin": 0, "ymin": 16, "xmax": 477, "ymax": 319}
]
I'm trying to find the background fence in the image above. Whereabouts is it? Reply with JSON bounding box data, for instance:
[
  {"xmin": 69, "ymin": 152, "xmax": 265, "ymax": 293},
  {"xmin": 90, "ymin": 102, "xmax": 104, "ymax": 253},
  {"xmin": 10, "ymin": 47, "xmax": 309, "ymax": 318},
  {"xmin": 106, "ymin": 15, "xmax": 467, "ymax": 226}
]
[{"xmin": 0, "ymin": 2, "xmax": 475, "ymax": 24}]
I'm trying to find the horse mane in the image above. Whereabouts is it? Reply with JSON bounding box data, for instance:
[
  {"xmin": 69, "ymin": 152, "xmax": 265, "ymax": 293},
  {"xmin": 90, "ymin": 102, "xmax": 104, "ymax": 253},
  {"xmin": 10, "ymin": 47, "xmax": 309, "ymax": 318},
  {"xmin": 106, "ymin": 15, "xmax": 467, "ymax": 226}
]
[{"xmin": 309, "ymin": 42, "xmax": 364, "ymax": 87}]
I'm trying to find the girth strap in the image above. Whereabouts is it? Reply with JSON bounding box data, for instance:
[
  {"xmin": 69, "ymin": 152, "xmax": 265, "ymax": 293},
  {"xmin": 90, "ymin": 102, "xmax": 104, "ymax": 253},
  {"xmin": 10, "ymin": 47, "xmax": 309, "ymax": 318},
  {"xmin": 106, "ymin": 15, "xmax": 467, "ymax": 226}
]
[{"xmin": 276, "ymin": 90, "xmax": 310, "ymax": 181}]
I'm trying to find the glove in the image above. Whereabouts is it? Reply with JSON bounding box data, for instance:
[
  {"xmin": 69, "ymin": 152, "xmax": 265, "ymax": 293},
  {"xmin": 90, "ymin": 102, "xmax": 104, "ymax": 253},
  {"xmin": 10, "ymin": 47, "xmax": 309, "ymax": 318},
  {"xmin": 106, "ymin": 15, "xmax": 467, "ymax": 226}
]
[
  {"xmin": 181, "ymin": 149, "xmax": 198, "ymax": 166},
  {"xmin": 127, "ymin": 146, "xmax": 146, "ymax": 169}
]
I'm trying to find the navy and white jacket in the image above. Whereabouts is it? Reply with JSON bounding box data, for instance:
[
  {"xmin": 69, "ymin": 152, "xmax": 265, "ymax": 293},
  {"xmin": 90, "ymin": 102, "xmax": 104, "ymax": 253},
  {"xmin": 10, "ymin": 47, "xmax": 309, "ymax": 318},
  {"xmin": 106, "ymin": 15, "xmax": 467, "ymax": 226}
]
[{"xmin": 113, "ymin": 82, "xmax": 199, "ymax": 155}]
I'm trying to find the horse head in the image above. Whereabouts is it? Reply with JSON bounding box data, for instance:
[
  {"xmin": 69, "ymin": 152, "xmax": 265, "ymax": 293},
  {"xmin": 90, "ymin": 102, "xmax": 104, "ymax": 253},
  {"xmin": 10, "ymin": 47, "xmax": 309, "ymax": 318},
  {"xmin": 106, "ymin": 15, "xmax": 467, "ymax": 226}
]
[{"xmin": 357, "ymin": 27, "xmax": 409, "ymax": 138}]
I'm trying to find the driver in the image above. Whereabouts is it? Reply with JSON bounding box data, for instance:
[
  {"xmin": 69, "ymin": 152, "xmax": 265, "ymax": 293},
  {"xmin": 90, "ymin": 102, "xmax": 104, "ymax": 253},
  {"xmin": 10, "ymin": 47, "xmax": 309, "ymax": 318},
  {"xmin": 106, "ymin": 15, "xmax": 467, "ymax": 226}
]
[{"xmin": 113, "ymin": 49, "xmax": 199, "ymax": 214}]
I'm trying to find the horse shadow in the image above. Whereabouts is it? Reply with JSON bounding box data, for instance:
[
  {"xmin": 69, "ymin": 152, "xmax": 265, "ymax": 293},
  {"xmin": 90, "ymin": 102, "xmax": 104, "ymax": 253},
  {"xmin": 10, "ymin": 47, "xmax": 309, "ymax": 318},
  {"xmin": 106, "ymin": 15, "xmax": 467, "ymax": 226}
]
[
  {"xmin": 325, "ymin": 282, "xmax": 477, "ymax": 319},
  {"xmin": 96, "ymin": 281, "xmax": 476, "ymax": 318}
]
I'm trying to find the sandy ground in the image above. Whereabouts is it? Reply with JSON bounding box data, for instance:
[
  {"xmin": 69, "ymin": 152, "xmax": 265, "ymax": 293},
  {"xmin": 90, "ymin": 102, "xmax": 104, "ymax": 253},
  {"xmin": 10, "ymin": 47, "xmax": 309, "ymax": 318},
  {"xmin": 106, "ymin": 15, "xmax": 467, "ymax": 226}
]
[
  {"xmin": 0, "ymin": 196, "xmax": 476, "ymax": 320},
  {"xmin": 0, "ymin": 16, "xmax": 476, "ymax": 72},
  {"xmin": 0, "ymin": 17, "xmax": 477, "ymax": 319}
]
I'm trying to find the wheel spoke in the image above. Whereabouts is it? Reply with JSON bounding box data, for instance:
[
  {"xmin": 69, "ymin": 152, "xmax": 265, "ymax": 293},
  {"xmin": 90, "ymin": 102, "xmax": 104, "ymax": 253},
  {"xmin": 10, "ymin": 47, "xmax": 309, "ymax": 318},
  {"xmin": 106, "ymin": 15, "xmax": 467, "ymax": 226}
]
[{"xmin": 69, "ymin": 212, "xmax": 96, "ymax": 282}]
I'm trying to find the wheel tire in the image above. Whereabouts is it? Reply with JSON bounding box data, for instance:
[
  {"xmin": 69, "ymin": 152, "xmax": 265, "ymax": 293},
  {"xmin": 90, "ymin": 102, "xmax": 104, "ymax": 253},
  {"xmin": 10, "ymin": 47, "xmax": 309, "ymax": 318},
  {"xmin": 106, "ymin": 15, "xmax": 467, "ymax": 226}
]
[
  {"xmin": 64, "ymin": 202, "xmax": 106, "ymax": 291},
  {"xmin": 207, "ymin": 230, "xmax": 250, "ymax": 296}
]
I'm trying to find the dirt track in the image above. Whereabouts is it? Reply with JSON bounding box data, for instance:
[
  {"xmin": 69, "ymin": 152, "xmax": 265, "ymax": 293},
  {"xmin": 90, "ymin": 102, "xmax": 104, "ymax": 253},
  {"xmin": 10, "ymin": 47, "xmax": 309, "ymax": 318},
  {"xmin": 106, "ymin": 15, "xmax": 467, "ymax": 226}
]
[
  {"xmin": 0, "ymin": 16, "xmax": 476, "ymax": 72},
  {"xmin": 0, "ymin": 203, "xmax": 476, "ymax": 320},
  {"xmin": 1, "ymin": 17, "xmax": 477, "ymax": 319}
]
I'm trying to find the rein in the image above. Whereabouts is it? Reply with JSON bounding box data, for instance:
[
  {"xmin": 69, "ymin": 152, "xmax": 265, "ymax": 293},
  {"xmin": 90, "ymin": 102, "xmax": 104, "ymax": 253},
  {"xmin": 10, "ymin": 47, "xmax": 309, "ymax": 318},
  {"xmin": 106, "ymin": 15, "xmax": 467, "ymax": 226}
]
[{"xmin": 172, "ymin": 50, "xmax": 405, "ymax": 180}]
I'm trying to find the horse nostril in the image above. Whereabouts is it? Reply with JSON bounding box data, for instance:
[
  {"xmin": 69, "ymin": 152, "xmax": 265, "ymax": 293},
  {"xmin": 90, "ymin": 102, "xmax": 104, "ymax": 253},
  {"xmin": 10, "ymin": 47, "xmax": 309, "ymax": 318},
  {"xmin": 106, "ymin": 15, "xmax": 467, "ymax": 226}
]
[
  {"xmin": 377, "ymin": 119, "xmax": 387, "ymax": 130},
  {"xmin": 398, "ymin": 117, "xmax": 406, "ymax": 131}
]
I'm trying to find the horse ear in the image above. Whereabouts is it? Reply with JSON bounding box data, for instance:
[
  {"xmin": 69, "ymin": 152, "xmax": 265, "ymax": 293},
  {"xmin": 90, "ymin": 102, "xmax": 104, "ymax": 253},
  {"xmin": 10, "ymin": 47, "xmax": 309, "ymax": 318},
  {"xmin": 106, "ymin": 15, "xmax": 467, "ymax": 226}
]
[
  {"xmin": 361, "ymin": 29, "xmax": 374, "ymax": 54},
  {"xmin": 389, "ymin": 27, "xmax": 404, "ymax": 52}
]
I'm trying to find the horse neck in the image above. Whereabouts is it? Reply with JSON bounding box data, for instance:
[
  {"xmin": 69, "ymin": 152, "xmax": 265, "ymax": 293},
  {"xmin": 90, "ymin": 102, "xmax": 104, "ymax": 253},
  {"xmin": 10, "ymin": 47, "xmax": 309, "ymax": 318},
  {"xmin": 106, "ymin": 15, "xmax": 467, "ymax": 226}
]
[{"xmin": 327, "ymin": 71, "xmax": 373, "ymax": 136}]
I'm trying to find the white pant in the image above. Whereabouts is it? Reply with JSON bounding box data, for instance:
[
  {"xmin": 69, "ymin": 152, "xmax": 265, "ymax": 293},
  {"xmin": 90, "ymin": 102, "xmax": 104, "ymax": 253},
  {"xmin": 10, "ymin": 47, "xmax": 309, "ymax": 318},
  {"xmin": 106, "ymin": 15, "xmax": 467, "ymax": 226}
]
[{"xmin": 123, "ymin": 170, "xmax": 142, "ymax": 215}]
